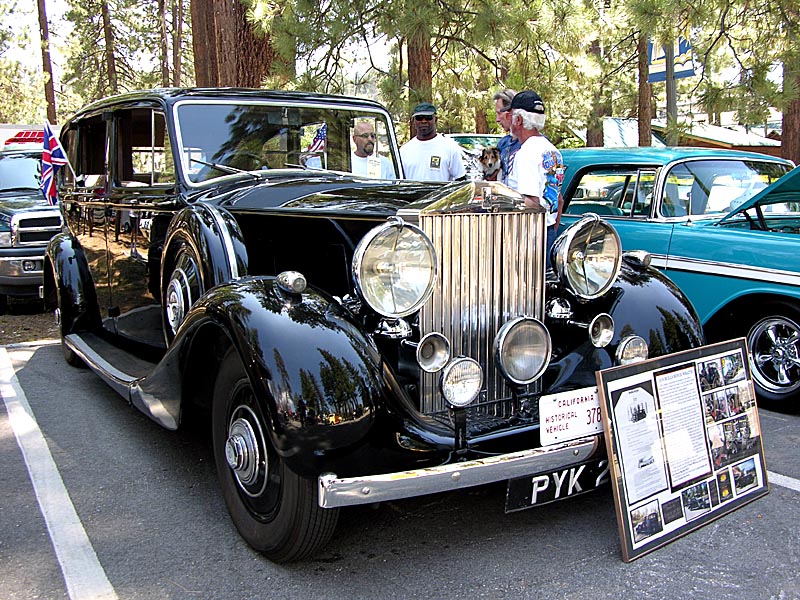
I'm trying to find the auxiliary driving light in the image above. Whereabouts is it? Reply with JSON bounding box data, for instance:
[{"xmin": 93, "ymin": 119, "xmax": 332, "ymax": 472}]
[
  {"xmin": 616, "ymin": 335, "xmax": 649, "ymax": 365},
  {"xmin": 440, "ymin": 358, "xmax": 482, "ymax": 408},
  {"xmin": 416, "ymin": 332, "xmax": 451, "ymax": 373},
  {"xmin": 589, "ymin": 313, "xmax": 614, "ymax": 348}
]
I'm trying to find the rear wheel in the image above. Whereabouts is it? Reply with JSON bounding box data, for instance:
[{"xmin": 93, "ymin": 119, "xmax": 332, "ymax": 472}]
[
  {"xmin": 212, "ymin": 348, "xmax": 338, "ymax": 562},
  {"xmin": 744, "ymin": 304, "xmax": 800, "ymax": 407},
  {"xmin": 0, "ymin": 293, "xmax": 7, "ymax": 315},
  {"xmin": 163, "ymin": 246, "xmax": 204, "ymax": 343}
]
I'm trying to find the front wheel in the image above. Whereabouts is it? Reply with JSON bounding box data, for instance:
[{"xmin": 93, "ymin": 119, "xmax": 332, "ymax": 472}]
[
  {"xmin": 211, "ymin": 348, "xmax": 338, "ymax": 562},
  {"xmin": 745, "ymin": 305, "xmax": 800, "ymax": 407}
]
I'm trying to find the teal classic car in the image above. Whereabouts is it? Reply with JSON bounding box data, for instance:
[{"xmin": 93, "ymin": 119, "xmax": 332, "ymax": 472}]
[{"xmin": 559, "ymin": 147, "xmax": 799, "ymax": 407}]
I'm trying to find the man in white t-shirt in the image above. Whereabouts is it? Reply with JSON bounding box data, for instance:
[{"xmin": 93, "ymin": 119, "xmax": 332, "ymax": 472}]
[
  {"xmin": 506, "ymin": 90, "xmax": 565, "ymax": 268},
  {"xmin": 350, "ymin": 121, "xmax": 396, "ymax": 179},
  {"xmin": 400, "ymin": 102, "xmax": 466, "ymax": 182}
]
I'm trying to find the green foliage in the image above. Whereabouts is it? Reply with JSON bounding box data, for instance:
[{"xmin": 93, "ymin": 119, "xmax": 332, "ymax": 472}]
[{"xmin": 3, "ymin": 0, "xmax": 798, "ymax": 146}]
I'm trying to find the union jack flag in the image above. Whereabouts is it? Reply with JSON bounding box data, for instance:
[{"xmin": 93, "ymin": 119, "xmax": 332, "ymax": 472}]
[
  {"xmin": 307, "ymin": 123, "xmax": 327, "ymax": 153},
  {"xmin": 40, "ymin": 121, "xmax": 68, "ymax": 206}
]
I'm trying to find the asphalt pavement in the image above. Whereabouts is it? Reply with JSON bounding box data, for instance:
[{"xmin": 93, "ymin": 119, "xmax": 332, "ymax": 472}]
[{"xmin": 1, "ymin": 341, "xmax": 799, "ymax": 600}]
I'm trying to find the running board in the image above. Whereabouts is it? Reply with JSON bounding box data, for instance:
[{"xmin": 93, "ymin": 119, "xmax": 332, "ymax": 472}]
[{"xmin": 63, "ymin": 333, "xmax": 178, "ymax": 429}]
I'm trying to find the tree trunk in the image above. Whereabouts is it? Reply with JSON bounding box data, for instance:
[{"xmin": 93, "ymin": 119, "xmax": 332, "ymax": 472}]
[
  {"xmin": 407, "ymin": 29, "xmax": 431, "ymax": 136},
  {"xmin": 37, "ymin": 0, "xmax": 57, "ymax": 122},
  {"xmin": 172, "ymin": 0, "xmax": 183, "ymax": 86},
  {"xmin": 159, "ymin": 0, "xmax": 170, "ymax": 86},
  {"xmin": 214, "ymin": 0, "xmax": 238, "ymax": 86},
  {"xmin": 474, "ymin": 106, "xmax": 489, "ymax": 134},
  {"xmin": 191, "ymin": 0, "xmax": 217, "ymax": 87},
  {"xmin": 783, "ymin": 67, "xmax": 800, "ymax": 164},
  {"xmin": 100, "ymin": 0, "xmax": 118, "ymax": 93},
  {"xmin": 637, "ymin": 34, "xmax": 652, "ymax": 147},
  {"xmin": 191, "ymin": 0, "xmax": 280, "ymax": 88},
  {"xmin": 586, "ymin": 40, "xmax": 609, "ymax": 147},
  {"xmin": 407, "ymin": 29, "xmax": 432, "ymax": 107},
  {"xmin": 233, "ymin": 1, "xmax": 275, "ymax": 87}
]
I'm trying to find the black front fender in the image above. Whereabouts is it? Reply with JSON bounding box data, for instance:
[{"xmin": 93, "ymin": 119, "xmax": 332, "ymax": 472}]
[{"xmin": 172, "ymin": 276, "xmax": 389, "ymax": 474}]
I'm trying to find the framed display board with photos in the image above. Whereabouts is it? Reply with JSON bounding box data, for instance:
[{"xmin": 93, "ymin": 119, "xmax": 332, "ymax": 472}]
[{"xmin": 596, "ymin": 338, "xmax": 768, "ymax": 562}]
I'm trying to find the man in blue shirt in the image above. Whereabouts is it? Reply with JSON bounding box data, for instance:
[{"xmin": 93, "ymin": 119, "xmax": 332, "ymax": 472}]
[{"xmin": 492, "ymin": 88, "xmax": 520, "ymax": 186}]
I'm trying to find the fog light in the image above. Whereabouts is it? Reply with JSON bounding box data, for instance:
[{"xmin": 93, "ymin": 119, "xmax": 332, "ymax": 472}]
[
  {"xmin": 440, "ymin": 358, "xmax": 482, "ymax": 408},
  {"xmin": 589, "ymin": 313, "xmax": 614, "ymax": 348},
  {"xmin": 616, "ymin": 335, "xmax": 648, "ymax": 365},
  {"xmin": 22, "ymin": 260, "xmax": 38, "ymax": 272}
]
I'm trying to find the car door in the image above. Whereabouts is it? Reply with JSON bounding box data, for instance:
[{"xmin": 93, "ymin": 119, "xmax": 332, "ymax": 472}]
[
  {"xmin": 106, "ymin": 105, "xmax": 178, "ymax": 349},
  {"xmin": 59, "ymin": 111, "xmax": 115, "ymax": 337}
]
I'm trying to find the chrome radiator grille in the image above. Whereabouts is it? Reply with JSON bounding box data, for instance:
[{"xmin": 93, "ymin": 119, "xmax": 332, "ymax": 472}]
[
  {"xmin": 13, "ymin": 211, "xmax": 62, "ymax": 247},
  {"xmin": 418, "ymin": 210, "xmax": 546, "ymax": 414}
]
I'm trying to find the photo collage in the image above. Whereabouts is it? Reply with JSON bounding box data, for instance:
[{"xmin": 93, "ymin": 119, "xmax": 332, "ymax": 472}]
[{"xmin": 599, "ymin": 340, "xmax": 768, "ymax": 561}]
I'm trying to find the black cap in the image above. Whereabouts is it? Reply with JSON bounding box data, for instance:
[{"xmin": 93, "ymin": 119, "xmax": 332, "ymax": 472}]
[
  {"xmin": 412, "ymin": 102, "xmax": 437, "ymax": 117},
  {"xmin": 510, "ymin": 91, "xmax": 545, "ymax": 114}
]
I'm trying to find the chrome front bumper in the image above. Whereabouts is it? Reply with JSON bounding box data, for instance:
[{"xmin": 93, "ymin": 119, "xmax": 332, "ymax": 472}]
[{"xmin": 318, "ymin": 434, "xmax": 601, "ymax": 508}]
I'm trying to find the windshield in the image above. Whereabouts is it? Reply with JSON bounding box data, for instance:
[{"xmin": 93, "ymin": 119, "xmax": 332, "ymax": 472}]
[
  {"xmin": 174, "ymin": 101, "xmax": 401, "ymax": 184},
  {"xmin": 0, "ymin": 152, "xmax": 41, "ymax": 191},
  {"xmin": 663, "ymin": 160, "xmax": 791, "ymax": 217}
]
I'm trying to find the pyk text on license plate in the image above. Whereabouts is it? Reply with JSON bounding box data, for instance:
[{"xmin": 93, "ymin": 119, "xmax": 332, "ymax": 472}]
[{"xmin": 505, "ymin": 459, "xmax": 609, "ymax": 513}]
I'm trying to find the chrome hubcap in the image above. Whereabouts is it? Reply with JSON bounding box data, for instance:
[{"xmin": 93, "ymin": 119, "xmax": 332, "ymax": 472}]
[
  {"xmin": 749, "ymin": 315, "xmax": 800, "ymax": 396},
  {"xmin": 225, "ymin": 418, "xmax": 259, "ymax": 485},
  {"xmin": 226, "ymin": 405, "xmax": 268, "ymax": 497},
  {"xmin": 165, "ymin": 265, "xmax": 192, "ymax": 335}
]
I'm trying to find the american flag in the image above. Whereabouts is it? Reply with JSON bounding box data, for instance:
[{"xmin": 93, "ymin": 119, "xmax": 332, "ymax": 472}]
[
  {"xmin": 307, "ymin": 123, "xmax": 327, "ymax": 153},
  {"xmin": 40, "ymin": 121, "xmax": 68, "ymax": 206}
]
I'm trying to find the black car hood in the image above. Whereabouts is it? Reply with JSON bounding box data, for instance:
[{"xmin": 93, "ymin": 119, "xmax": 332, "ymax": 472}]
[
  {"xmin": 0, "ymin": 188, "xmax": 52, "ymax": 215},
  {"xmin": 209, "ymin": 170, "xmax": 452, "ymax": 216}
]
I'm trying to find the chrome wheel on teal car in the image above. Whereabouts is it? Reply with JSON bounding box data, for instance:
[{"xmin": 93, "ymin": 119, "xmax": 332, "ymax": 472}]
[{"xmin": 746, "ymin": 308, "xmax": 800, "ymax": 405}]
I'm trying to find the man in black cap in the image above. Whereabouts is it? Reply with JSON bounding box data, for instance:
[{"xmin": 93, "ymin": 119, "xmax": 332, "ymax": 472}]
[
  {"xmin": 400, "ymin": 102, "xmax": 466, "ymax": 181},
  {"xmin": 506, "ymin": 90, "xmax": 565, "ymax": 266}
]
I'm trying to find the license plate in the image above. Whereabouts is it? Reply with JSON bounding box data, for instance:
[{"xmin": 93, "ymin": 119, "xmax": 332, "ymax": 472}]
[
  {"xmin": 505, "ymin": 459, "xmax": 609, "ymax": 513},
  {"xmin": 539, "ymin": 386, "xmax": 602, "ymax": 446}
]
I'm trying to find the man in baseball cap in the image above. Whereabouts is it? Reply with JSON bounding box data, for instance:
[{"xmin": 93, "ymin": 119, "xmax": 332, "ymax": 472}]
[
  {"xmin": 400, "ymin": 102, "xmax": 466, "ymax": 181},
  {"xmin": 506, "ymin": 90, "xmax": 564, "ymax": 267},
  {"xmin": 510, "ymin": 90, "xmax": 546, "ymax": 114}
]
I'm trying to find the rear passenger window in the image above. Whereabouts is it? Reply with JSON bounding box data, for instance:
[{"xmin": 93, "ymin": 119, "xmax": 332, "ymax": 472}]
[
  {"xmin": 567, "ymin": 169, "xmax": 656, "ymax": 218},
  {"xmin": 114, "ymin": 108, "xmax": 175, "ymax": 187}
]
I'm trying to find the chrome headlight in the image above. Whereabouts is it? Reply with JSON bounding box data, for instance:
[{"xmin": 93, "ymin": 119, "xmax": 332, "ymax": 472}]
[
  {"xmin": 495, "ymin": 317, "xmax": 552, "ymax": 385},
  {"xmin": 440, "ymin": 358, "xmax": 483, "ymax": 408},
  {"xmin": 353, "ymin": 218, "xmax": 437, "ymax": 318},
  {"xmin": 616, "ymin": 335, "xmax": 649, "ymax": 365},
  {"xmin": 552, "ymin": 214, "xmax": 622, "ymax": 299}
]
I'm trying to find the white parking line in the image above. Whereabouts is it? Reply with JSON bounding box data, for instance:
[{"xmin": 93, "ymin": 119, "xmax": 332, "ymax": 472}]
[
  {"xmin": 0, "ymin": 347, "xmax": 118, "ymax": 600},
  {"xmin": 768, "ymin": 471, "xmax": 800, "ymax": 493}
]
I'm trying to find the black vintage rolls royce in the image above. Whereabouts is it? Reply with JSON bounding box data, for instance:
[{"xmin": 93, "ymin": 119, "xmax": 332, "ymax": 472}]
[{"xmin": 44, "ymin": 88, "xmax": 703, "ymax": 562}]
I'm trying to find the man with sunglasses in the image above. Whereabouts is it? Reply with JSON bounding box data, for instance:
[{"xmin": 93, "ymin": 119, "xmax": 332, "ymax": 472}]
[
  {"xmin": 492, "ymin": 88, "xmax": 520, "ymax": 185},
  {"xmin": 400, "ymin": 102, "xmax": 466, "ymax": 182},
  {"xmin": 351, "ymin": 120, "xmax": 395, "ymax": 179}
]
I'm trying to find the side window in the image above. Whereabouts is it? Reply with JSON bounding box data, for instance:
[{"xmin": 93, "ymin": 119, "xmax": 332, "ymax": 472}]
[
  {"xmin": 72, "ymin": 114, "xmax": 107, "ymax": 190},
  {"xmin": 566, "ymin": 170, "xmax": 634, "ymax": 217},
  {"xmin": 114, "ymin": 108, "xmax": 175, "ymax": 187}
]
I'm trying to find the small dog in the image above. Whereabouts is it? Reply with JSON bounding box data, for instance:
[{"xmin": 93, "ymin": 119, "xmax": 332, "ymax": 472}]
[{"xmin": 478, "ymin": 147, "xmax": 501, "ymax": 181}]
